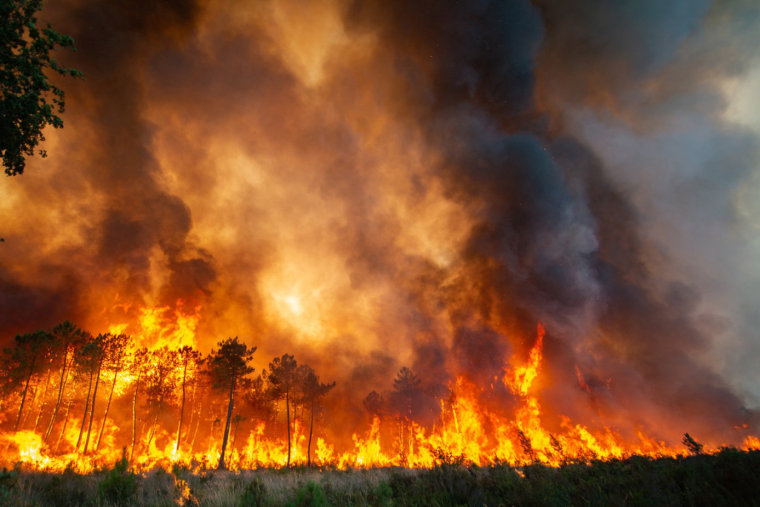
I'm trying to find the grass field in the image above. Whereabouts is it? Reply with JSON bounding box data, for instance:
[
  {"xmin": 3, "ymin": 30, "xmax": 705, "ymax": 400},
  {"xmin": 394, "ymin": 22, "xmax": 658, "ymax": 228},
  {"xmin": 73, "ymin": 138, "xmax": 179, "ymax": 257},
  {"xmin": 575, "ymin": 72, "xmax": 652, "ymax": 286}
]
[{"xmin": 1, "ymin": 448, "xmax": 758, "ymax": 506}]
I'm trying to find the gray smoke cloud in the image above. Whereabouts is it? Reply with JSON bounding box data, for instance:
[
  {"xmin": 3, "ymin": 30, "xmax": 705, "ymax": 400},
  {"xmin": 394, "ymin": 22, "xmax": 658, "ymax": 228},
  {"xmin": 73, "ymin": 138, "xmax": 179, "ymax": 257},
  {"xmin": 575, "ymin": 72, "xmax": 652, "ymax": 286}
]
[{"xmin": 0, "ymin": 0, "xmax": 758, "ymax": 446}]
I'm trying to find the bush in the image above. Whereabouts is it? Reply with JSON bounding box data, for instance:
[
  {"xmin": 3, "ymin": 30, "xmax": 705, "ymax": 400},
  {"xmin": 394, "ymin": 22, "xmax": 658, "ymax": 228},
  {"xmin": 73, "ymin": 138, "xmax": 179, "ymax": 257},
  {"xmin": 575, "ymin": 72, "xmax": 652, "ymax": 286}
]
[
  {"xmin": 289, "ymin": 480, "xmax": 328, "ymax": 507},
  {"xmin": 237, "ymin": 477, "xmax": 267, "ymax": 507},
  {"xmin": 98, "ymin": 451, "xmax": 137, "ymax": 506}
]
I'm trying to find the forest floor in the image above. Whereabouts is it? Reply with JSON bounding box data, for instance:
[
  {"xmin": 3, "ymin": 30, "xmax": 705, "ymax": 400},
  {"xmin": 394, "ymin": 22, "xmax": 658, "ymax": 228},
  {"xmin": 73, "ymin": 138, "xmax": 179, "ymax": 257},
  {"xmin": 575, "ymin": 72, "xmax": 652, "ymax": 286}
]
[{"xmin": 0, "ymin": 448, "xmax": 758, "ymax": 506}]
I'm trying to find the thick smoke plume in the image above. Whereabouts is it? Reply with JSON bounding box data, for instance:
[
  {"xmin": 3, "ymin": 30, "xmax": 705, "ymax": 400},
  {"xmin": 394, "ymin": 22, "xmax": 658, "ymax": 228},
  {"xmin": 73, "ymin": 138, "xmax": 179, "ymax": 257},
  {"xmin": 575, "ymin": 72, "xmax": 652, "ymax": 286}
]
[{"xmin": 1, "ymin": 0, "xmax": 759, "ymax": 448}]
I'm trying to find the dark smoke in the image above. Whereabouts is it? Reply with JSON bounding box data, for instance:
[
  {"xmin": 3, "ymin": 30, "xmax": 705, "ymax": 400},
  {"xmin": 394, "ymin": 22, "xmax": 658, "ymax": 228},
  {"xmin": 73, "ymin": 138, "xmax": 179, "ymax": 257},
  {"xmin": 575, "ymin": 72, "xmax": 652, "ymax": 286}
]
[{"xmin": 1, "ymin": 0, "xmax": 758, "ymax": 445}]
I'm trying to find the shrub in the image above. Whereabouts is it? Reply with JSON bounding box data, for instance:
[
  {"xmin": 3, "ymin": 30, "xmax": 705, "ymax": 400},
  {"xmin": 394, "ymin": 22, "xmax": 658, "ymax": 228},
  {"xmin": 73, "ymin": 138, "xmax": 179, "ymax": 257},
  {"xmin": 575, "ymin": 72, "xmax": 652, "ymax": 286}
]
[
  {"xmin": 98, "ymin": 451, "xmax": 138, "ymax": 506},
  {"xmin": 289, "ymin": 480, "xmax": 328, "ymax": 507},
  {"xmin": 237, "ymin": 477, "xmax": 267, "ymax": 507}
]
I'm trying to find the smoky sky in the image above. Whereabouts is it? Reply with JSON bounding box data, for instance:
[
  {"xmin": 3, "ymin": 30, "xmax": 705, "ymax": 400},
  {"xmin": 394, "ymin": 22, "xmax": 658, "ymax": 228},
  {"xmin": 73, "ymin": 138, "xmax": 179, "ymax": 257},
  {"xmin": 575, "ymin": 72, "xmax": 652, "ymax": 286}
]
[{"xmin": 1, "ymin": 0, "xmax": 759, "ymax": 444}]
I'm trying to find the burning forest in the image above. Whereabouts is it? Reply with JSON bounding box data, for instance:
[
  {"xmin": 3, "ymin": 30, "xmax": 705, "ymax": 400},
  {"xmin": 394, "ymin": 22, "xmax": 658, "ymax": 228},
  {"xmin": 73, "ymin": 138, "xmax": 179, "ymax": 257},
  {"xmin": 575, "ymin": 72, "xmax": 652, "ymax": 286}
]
[{"xmin": 2, "ymin": 0, "xmax": 760, "ymax": 477}]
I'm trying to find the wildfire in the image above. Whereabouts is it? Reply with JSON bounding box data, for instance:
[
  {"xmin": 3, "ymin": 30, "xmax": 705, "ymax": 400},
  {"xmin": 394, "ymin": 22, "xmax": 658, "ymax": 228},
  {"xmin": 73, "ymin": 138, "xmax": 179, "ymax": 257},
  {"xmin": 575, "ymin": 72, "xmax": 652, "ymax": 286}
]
[{"xmin": 0, "ymin": 316, "xmax": 757, "ymax": 473}]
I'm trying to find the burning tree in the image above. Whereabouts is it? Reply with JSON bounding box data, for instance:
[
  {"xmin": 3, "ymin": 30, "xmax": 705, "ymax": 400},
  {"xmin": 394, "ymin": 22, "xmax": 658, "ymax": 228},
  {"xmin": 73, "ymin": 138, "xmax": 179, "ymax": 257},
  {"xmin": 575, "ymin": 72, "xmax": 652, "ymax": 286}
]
[
  {"xmin": 174, "ymin": 345, "xmax": 202, "ymax": 454},
  {"xmin": 264, "ymin": 353, "xmax": 299, "ymax": 467},
  {"xmin": 207, "ymin": 337, "xmax": 256, "ymax": 470},
  {"xmin": 44, "ymin": 321, "xmax": 86, "ymax": 442},
  {"xmin": 95, "ymin": 333, "xmax": 130, "ymax": 451},
  {"xmin": 142, "ymin": 347, "xmax": 179, "ymax": 451},
  {"xmin": 299, "ymin": 365, "xmax": 335, "ymax": 467},
  {"xmin": 0, "ymin": 330, "xmax": 51, "ymax": 431}
]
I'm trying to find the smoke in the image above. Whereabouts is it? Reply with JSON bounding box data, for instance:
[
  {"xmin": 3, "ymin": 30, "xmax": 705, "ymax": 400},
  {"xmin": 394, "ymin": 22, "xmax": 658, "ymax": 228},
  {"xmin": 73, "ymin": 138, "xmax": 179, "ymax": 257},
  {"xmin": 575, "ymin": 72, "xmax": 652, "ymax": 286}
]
[{"xmin": 1, "ymin": 0, "xmax": 758, "ymax": 444}]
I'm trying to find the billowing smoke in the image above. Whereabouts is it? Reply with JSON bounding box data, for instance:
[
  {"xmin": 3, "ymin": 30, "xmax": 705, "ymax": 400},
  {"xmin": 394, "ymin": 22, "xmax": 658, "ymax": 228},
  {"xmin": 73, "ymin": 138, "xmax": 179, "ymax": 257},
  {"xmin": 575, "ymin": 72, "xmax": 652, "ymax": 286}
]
[{"xmin": 1, "ymin": 0, "xmax": 758, "ymax": 447}]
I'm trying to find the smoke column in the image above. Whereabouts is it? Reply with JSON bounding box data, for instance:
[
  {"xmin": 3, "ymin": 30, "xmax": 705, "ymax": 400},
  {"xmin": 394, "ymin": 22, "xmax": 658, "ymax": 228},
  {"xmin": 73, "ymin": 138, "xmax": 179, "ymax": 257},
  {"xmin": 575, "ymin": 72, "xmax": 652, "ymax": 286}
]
[{"xmin": 1, "ymin": 0, "xmax": 759, "ymax": 446}]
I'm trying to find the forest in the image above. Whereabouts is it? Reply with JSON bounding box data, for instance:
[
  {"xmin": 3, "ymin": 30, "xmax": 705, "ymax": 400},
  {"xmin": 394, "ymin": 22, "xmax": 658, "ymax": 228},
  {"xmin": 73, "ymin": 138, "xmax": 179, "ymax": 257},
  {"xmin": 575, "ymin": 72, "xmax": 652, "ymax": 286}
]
[{"xmin": 0, "ymin": 322, "xmax": 338, "ymax": 471}]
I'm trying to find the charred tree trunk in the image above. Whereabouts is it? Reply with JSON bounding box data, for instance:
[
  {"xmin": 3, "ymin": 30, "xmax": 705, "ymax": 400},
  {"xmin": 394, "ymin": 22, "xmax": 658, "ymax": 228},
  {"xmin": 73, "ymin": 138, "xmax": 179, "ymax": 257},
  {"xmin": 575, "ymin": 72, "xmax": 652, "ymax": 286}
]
[
  {"xmin": 95, "ymin": 361, "xmax": 120, "ymax": 451},
  {"xmin": 44, "ymin": 349, "xmax": 69, "ymax": 441},
  {"xmin": 56, "ymin": 399, "xmax": 72, "ymax": 451},
  {"xmin": 76, "ymin": 369, "xmax": 94, "ymax": 452},
  {"xmin": 130, "ymin": 372, "xmax": 142, "ymax": 463},
  {"xmin": 175, "ymin": 361, "xmax": 188, "ymax": 454},
  {"xmin": 285, "ymin": 388, "xmax": 291, "ymax": 467},
  {"xmin": 217, "ymin": 377, "xmax": 235, "ymax": 470},
  {"xmin": 190, "ymin": 399, "xmax": 203, "ymax": 453},
  {"xmin": 34, "ymin": 368, "xmax": 53, "ymax": 431},
  {"xmin": 308, "ymin": 398, "xmax": 314, "ymax": 467},
  {"xmin": 14, "ymin": 354, "xmax": 37, "ymax": 431},
  {"xmin": 83, "ymin": 357, "xmax": 103, "ymax": 454},
  {"xmin": 146, "ymin": 412, "xmax": 159, "ymax": 449}
]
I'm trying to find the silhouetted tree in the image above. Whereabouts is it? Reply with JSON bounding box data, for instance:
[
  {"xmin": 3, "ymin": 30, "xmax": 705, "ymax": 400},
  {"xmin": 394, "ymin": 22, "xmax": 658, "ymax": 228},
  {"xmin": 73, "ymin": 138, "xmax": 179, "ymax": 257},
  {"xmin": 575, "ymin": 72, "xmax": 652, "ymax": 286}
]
[
  {"xmin": 299, "ymin": 365, "xmax": 335, "ymax": 467},
  {"xmin": 95, "ymin": 333, "xmax": 129, "ymax": 451},
  {"xmin": 129, "ymin": 347, "xmax": 149, "ymax": 462},
  {"xmin": 44, "ymin": 321, "xmax": 85, "ymax": 441},
  {"xmin": 390, "ymin": 367, "xmax": 421, "ymax": 421},
  {"xmin": 74, "ymin": 334, "xmax": 105, "ymax": 453},
  {"xmin": 1, "ymin": 0, "xmax": 81, "ymax": 175},
  {"xmin": 1, "ymin": 330, "xmax": 50, "ymax": 431},
  {"xmin": 245, "ymin": 374, "xmax": 276, "ymax": 425},
  {"xmin": 363, "ymin": 390, "xmax": 386, "ymax": 419},
  {"xmin": 174, "ymin": 345, "xmax": 202, "ymax": 454},
  {"xmin": 143, "ymin": 347, "xmax": 179, "ymax": 449},
  {"xmin": 208, "ymin": 337, "xmax": 255, "ymax": 470},
  {"xmin": 264, "ymin": 353, "xmax": 299, "ymax": 466},
  {"xmin": 683, "ymin": 433, "xmax": 704, "ymax": 455}
]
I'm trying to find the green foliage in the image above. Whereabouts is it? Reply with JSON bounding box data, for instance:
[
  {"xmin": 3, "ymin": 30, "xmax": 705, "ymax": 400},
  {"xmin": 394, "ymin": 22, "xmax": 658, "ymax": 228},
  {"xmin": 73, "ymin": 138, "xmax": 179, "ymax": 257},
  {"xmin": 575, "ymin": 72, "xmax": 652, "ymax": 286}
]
[
  {"xmin": 0, "ymin": 450, "xmax": 758, "ymax": 506},
  {"xmin": 373, "ymin": 480, "xmax": 394, "ymax": 507},
  {"xmin": 0, "ymin": 468, "xmax": 18, "ymax": 505},
  {"xmin": 97, "ymin": 450, "xmax": 137, "ymax": 506},
  {"xmin": 237, "ymin": 477, "xmax": 267, "ymax": 507},
  {"xmin": 288, "ymin": 481, "xmax": 328, "ymax": 507},
  {"xmin": 1, "ymin": 0, "xmax": 81, "ymax": 175}
]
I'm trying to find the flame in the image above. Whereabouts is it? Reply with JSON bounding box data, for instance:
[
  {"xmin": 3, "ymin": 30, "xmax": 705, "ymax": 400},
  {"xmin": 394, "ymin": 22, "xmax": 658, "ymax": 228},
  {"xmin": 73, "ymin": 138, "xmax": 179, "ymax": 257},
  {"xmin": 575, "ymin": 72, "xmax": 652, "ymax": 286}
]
[{"xmin": 0, "ymin": 320, "xmax": 757, "ymax": 472}]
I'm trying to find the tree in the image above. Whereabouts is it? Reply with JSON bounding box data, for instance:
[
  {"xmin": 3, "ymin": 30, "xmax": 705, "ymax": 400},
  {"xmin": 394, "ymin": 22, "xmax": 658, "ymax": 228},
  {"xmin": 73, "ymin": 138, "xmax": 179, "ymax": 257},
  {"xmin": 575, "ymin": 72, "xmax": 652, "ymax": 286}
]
[
  {"xmin": 207, "ymin": 337, "xmax": 255, "ymax": 470},
  {"xmin": 1, "ymin": 0, "xmax": 81, "ymax": 175},
  {"xmin": 363, "ymin": 390, "xmax": 386, "ymax": 419},
  {"xmin": 389, "ymin": 367, "xmax": 422, "ymax": 457},
  {"xmin": 129, "ymin": 347, "xmax": 149, "ymax": 462},
  {"xmin": 74, "ymin": 333, "xmax": 105, "ymax": 453},
  {"xmin": 44, "ymin": 321, "xmax": 85, "ymax": 442},
  {"xmin": 95, "ymin": 333, "xmax": 130, "ymax": 451},
  {"xmin": 264, "ymin": 353, "xmax": 299, "ymax": 466},
  {"xmin": 0, "ymin": 330, "xmax": 50, "ymax": 431},
  {"xmin": 299, "ymin": 365, "xmax": 335, "ymax": 467},
  {"xmin": 174, "ymin": 345, "xmax": 202, "ymax": 454},
  {"xmin": 143, "ymin": 347, "xmax": 179, "ymax": 450},
  {"xmin": 390, "ymin": 367, "xmax": 421, "ymax": 421}
]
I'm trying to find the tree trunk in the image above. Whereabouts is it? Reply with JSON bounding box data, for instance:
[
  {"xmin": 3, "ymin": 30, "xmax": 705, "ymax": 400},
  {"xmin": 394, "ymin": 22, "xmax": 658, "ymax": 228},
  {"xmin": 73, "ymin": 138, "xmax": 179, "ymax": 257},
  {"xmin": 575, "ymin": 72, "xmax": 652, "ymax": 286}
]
[
  {"xmin": 130, "ymin": 372, "xmax": 141, "ymax": 463},
  {"xmin": 95, "ymin": 361, "xmax": 120, "ymax": 451},
  {"xmin": 174, "ymin": 361, "xmax": 188, "ymax": 454},
  {"xmin": 285, "ymin": 389, "xmax": 291, "ymax": 467},
  {"xmin": 44, "ymin": 349, "xmax": 69, "ymax": 441},
  {"xmin": 34, "ymin": 368, "xmax": 53, "ymax": 431},
  {"xmin": 217, "ymin": 378, "xmax": 235, "ymax": 470},
  {"xmin": 56, "ymin": 399, "xmax": 72, "ymax": 451},
  {"xmin": 146, "ymin": 412, "xmax": 159, "ymax": 449},
  {"xmin": 76, "ymin": 368, "xmax": 94, "ymax": 452},
  {"xmin": 14, "ymin": 355, "xmax": 37, "ymax": 431},
  {"xmin": 83, "ymin": 357, "xmax": 103, "ymax": 454},
  {"xmin": 308, "ymin": 398, "xmax": 315, "ymax": 467},
  {"xmin": 190, "ymin": 400, "xmax": 202, "ymax": 452}
]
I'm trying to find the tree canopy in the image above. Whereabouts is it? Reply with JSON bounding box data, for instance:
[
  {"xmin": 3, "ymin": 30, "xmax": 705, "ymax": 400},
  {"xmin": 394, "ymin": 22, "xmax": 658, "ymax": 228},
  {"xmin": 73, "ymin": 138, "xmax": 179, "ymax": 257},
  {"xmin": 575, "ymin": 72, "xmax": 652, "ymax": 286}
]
[{"xmin": 1, "ymin": 0, "xmax": 81, "ymax": 175}]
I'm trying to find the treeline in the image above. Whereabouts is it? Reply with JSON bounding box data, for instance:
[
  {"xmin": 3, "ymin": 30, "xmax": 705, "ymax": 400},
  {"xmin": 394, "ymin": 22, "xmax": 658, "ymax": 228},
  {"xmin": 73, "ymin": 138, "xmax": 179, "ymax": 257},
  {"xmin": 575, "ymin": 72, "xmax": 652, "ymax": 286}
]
[{"xmin": 0, "ymin": 322, "xmax": 335, "ymax": 469}]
